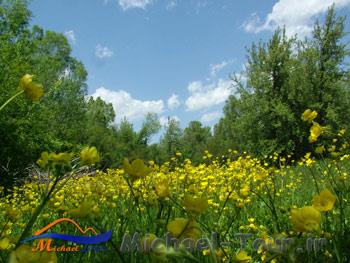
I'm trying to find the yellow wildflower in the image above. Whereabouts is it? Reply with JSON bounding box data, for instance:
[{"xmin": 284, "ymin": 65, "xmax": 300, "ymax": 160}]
[
  {"xmin": 80, "ymin": 146, "xmax": 100, "ymax": 166},
  {"xmin": 183, "ymin": 195, "xmax": 208, "ymax": 215},
  {"xmin": 155, "ymin": 181, "xmax": 170, "ymax": 198},
  {"xmin": 328, "ymin": 145, "xmax": 336, "ymax": 152},
  {"xmin": 315, "ymin": 145, "xmax": 325, "ymax": 154},
  {"xmin": 338, "ymin": 129, "xmax": 346, "ymax": 136},
  {"xmin": 0, "ymin": 238, "xmax": 10, "ymax": 250},
  {"xmin": 65, "ymin": 201, "xmax": 97, "ymax": 218},
  {"xmin": 240, "ymin": 185, "xmax": 250, "ymax": 197},
  {"xmin": 19, "ymin": 74, "xmax": 44, "ymax": 101},
  {"xmin": 312, "ymin": 189, "xmax": 336, "ymax": 212},
  {"xmin": 291, "ymin": 206, "xmax": 321, "ymax": 233},
  {"xmin": 167, "ymin": 218, "xmax": 201, "ymax": 240},
  {"xmin": 6, "ymin": 207, "xmax": 19, "ymax": 220},
  {"xmin": 36, "ymin": 152, "xmax": 73, "ymax": 169},
  {"xmin": 9, "ymin": 244, "xmax": 57, "ymax": 263},
  {"xmin": 141, "ymin": 234, "xmax": 157, "ymax": 251},
  {"xmin": 235, "ymin": 250, "xmax": 252, "ymax": 262},
  {"xmin": 36, "ymin": 151, "xmax": 49, "ymax": 168},
  {"xmin": 301, "ymin": 109, "xmax": 318, "ymax": 122},
  {"xmin": 123, "ymin": 158, "xmax": 152, "ymax": 181},
  {"xmin": 308, "ymin": 122, "xmax": 323, "ymax": 143},
  {"xmin": 50, "ymin": 152, "xmax": 73, "ymax": 165},
  {"xmin": 216, "ymin": 248, "xmax": 229, "ymax": 259},
  {"xmin": 324, "ymin": 250, "xmax": 333, "ymax": 258}
]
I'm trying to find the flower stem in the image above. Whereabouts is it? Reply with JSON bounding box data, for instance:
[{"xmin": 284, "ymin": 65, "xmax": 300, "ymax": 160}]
[{"xmin": 0, "ymin": 90, "xmax": 24, "ymax": 113}]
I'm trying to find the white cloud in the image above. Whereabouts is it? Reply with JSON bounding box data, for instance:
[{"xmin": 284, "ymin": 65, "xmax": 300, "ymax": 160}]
[
  {"xmin": 118, "ymin": 0, "xmax": 153, "ymax": 10},
  {"xmin": 200, "ymin": 111, "xmax": 222, "ymax": 123},
  {"xmin": 167, "ymin": 94, "xmax": 181, "ymax": 110},
  {"xmin": 243, "ymin": 0, "xmax": 350, "ymax": 37},
  {"xmin": 95, "ymin": 44, "xmax": 114, "ymax": 59},
  {"xmin": 242, "ymin": 13, "xmax": 262, "ymax": 33},
  {"xmin": 91, "ymin": 87, "xmax": 164, "ymax": 122},
  {"xmin": 166, "ymin": 0, "xmax": 178, "ymax": 10},
  {"xmin": 209, "ymin": 60, "xmax": 234, "ymax": 77},
  {"xmin": 64, "ymin": 30, "xmax": 76, "ymax": 44},
  {"xmin": 185, "ymin": 79, "xmax": 233, "ymax": 111}
]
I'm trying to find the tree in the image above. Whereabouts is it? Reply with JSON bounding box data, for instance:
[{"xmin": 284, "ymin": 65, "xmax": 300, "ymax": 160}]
[
  {"xmin": 214, "ymin": 7, "xmax": 350, "ymax": 159},
  {"xmin": 210, "ymin": 95, "xmax": 240, "ymax": 156},
  {"xmin": 0, "ymin": 0, "xmax": 89, "ymax": 187},
  {"xmin": 182, "ymin": 121, "xmax": 212, "ymax": 163},
  {"xmin": 159, "ymin": 117, "xmax": 183, "ymax": 162},
  {"xmin": 85, "ymin": 97, "xmax": 118, "ymax": 168}
]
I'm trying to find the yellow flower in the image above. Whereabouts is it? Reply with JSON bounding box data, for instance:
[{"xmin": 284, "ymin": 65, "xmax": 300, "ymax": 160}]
[
  {"xmin": 308, "ymin": 122, "xmax": 323, "ymax": 143},
  {"xmin": 240, "ymin": 185, "xmax": 250, "ymax": 197},
  {"xmin": 328, "ymin": 145, "xmax": 336, "ymax": 152},
  {"xmin": 65, "ymin": 201, "xmax": 96, "ymax": 218},
  {"xmin": 36, "ymin": 152, "xmax": 73, "ymax": 169},
  {"xmin": 19, "ymin": 74, "xmax": 44, "ymax": 101},
  {"xmin": 312, "ymin": 189, "xmax": 336, "ymax": 212},
  {"xmin": 315, "ymin": 145, "xmax": 325, "ymax": 154},
  {"xmin": 123, "ymin": 158, "xmax": 152, "ymax": 181},
  {"xmin": 183, "ymin": 195, "xmax": 208, "ymax": 215},
  {"xmin": 141, "ymin": 234, "xmax": 157, "ymax": 251},
  {"xmin": 9, "ymin": 244, "xmax": 57, "ymax": 263},
  {"xmin": 338, "ymin": 129, "xmax": 346, "ymax": 136},
  {"xmin": 36, "ymin": 151, "xmax": 49, "ymax": 168},
  {"xmin": 291, "ymin": 206, "xmax": 321, "ymax": 233},
  {"xmin": 6, "ymin": 207, "xmax": 19, "ymax": 220},
  {"xmin": 167, "ymin": 218, "xmax": 201, "ymax": 240},
  {"xmin": 235, "ymin": 250, "xmax": 252, "ymax": 262},
  {"xmin": 80, "ymin": 146, "xmax": 100, "ymax": 166},
  {"xmin": 301, "ymin": 109, "xmax": 318, "ymax": 122},
  {"xmin": 50, "ymin": 152, "xmax": 73, "ymax": 165},
  {"xmin": 216, "ymin": 248, "xmax": 229, "ymax": 259},
  {"xmin": 155, "ymin": 181, "xmax": 170, "ymax": 198},
  {"xmin": 0, "ymin": 238, "xmax": 10, "ymax": 250}
]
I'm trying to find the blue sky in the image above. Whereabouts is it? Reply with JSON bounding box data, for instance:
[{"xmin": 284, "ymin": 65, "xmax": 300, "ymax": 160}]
[{"xmin": 29, "ymin": 0, "xmax": 350, "ymax": 132}]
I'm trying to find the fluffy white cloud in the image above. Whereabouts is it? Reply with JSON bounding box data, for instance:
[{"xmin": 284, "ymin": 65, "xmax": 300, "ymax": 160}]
[
  {"xmin": 118, "ymin": 0, "xmax": 153, "ymax": 10},
  {"xmin": 242, "ymin": 13, "xmax": 262, "ymax": 33},
  {"xmin": 243, "ymin": 0, "xmax": 350, "ymax": 37},
  {"xmin": 167, "ymin": 94, "xmax": 181, "ymax": 110},
  {"xmin": 91, "ymin": 87, "xmax": 164, "ymax": 121},
  {"xmin": 185, "ymin": 79, "xmax": 233, "ymax": 111},
  {"xmin": 95, "ymin": 44, "xmax": 114, "ymax": 59},
  {"xmin": 200, "ymin": 111, "xmax": 222, "ymax": 123},
  {"xmin": 209, "ymin": 60, "xmax": 234, "ymax": 77},
  {"xmin": 64, "ymin": 30, "xmax": 76, "ymax": 44}
]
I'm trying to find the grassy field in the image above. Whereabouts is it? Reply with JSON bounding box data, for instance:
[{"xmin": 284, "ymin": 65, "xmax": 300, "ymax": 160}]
[{"xmin": 0, "ymin": 149, "xmax": 349, "ymax": 262}]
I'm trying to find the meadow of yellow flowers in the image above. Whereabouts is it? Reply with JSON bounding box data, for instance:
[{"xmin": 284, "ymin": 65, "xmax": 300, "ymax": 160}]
[{"xmin": 0, "ymin": 76, "xmax": 349, "ymax": 262}]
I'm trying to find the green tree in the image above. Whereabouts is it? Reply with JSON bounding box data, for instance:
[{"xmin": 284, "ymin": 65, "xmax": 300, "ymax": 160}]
[
  {"xmin": 159, "ymin": 117, "xmax": 183, "ymax": 161},
  {"xmin": 85, "ymin": 97, "xmax": 118, "ymax": 168},
  {"xmin": 182, "ymin": 120, "xmax": 212, "ymax": 163},
  {"xmin": 210, "ymin": 95, "xmax": 240, "ymax": 156},
  {"xmin": 0, "ymin": 0, "xmax": 89, "ymax": 187},
  {"xmin": 214, "ymin": 7, "xmax": 350, "ymax": 159}
]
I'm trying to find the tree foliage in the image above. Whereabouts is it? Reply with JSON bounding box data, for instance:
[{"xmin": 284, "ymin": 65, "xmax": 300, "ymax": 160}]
[
  {"xmin": 212, "ymin": 7, "xmax": 350, "ymax": 160},
  {"xmin": 1, "ymin": 1, "xmax": 349, "ymax": 189}
]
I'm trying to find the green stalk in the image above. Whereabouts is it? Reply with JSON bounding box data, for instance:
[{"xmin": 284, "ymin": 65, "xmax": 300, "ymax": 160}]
[{"xmin": 0, "ymin": 90, "xmax": 24, "ymax": 113}]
